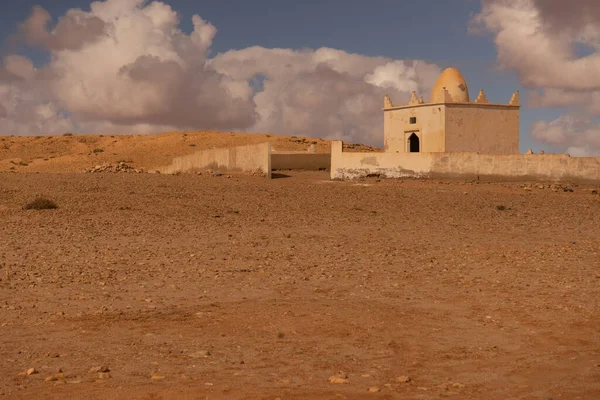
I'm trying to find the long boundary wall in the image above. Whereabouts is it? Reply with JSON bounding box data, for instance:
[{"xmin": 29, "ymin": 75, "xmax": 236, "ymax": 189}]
[
  {"xmin": 331, "ymin": 141, "xmax": 600, "ymax": 183},
  {"xmin": 159, "ymin": 143, "xmax": 272, "ymax": 178}
]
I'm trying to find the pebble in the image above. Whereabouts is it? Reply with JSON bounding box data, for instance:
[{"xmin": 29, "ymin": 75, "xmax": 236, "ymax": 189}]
[
  {"xmin": 368, "ymin": 386, "xmax": 380, "ymax": 392},
  {"xmin": 395, "ymin": 375, "xmax": 411, "ymax": 383},
  {"xmin": 89, "ymin": 366, "xmax": 110, "ymax": 373},
  {"xmin": 151, "ymin": 374, "xmax": 165, "ymax": 381},
  {"xmin": 98, "ymin": 372, "xmax": 111, "ymax": 379},
  {"xmin": 44, "ymin": 373, "xmax": 65, "ymax": 382},
  {"xmin": 328, "ymin": 371, "xmax": 350, "ymax": 384},
  {"xmin": 26, "ymin": 368, "xmax": 37, "ymax": 375}
]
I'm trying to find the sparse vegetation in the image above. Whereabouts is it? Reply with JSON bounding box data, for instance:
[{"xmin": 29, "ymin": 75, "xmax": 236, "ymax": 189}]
[
  {"xmin": 496, "ymin": 205, "xmax": 512, "ymax": 211},
  {"xmin": 277, "ymin": 332, "xmax": 285, "ymax": 339},
  {"xmin": 63, "ymin": 133, "xmax": 73, "ymax": 136},
  {"xmin": 18, "ymin": 161, "xmax": 29, "ymax": 167},
  {"xmin": 23, "ymin": 198, "xmax": 58, "ymax": 210},
  {"xmin": 93, "ymin": 148, "xmax": 104, "ymax": 153}
]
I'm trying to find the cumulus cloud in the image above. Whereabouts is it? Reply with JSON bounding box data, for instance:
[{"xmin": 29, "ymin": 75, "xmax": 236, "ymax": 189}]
[
  {"xmin": 211, "ymin": 47, "xmax": 439, "ymax": 142},
  {"xmin": 16, "ymin": 5, "xmax": 106, "ymax": 51},
  {"xmin": 473, "ymin": 0, "xmax": 600, "ymax": 154},
  {"xmin": 0, "ymin": 0, "xmax": 439, "ymax": 144},
  {"xmin": 532, "ymin": 115, "xmax": 600, "ymax": 156}
]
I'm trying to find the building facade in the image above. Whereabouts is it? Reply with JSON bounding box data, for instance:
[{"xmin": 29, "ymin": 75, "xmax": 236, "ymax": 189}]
[{"xmin": 383, "ymin": 68, "xmax": 520, "ymax": 155}]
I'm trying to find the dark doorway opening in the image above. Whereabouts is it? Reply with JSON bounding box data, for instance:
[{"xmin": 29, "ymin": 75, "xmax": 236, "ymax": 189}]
[{"xmin": 408, "ymin": 133, "xmax": 420, "ymax": 153}]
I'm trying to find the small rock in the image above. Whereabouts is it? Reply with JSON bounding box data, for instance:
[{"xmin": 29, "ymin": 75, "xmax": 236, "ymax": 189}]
[
  {"xmin": 368, "ymin": 386, "xmax": 380, "ymax": 393},
  {"xmin": 89, "ymin": 366, "xmax": 110, "ymax": 373},
  {"xmin": 26, "ymin": 368, "xmax": 37, "ymax": 375},
  {"xmin": 395, "ymin": 375, "xmax": 411, "ymax": 383},
  {"xmin": 151, "ymin": 374, "xmax": 165, "ymax": 381},
  {"xmin": 98, "ymin": 372, "xmax": 111, "ymax": 379},
  {"xmin": 328, "ymin": 371, "xmax": 350, "ymax": 384},
  {"xmin": 44, "ymin": 373, "xmax": 64, "ymax": 382}
]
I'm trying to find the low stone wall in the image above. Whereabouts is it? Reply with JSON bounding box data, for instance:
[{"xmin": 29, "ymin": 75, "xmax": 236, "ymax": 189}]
[
  {"xmin": 159, "ymin": 143, "xmax": 271, "ymax": 178},
  {"xmin": 271, "ymin": 153, "xmax": 330, "ymax": 171},
  {"xmin": 331, "ymin": 141, "xmax": 600, "ymax": 183}
]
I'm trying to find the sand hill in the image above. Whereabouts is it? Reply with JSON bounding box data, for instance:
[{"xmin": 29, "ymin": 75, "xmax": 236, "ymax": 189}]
[{"xmin": 0, "ymin": 131, "xmax": 379, "ymax": 173}]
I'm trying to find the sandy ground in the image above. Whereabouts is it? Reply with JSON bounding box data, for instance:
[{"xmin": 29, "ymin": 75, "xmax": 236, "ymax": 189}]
[
  {"xmin": 1, "ymin": 171, "xmax": 599, "ymax": 400},
  {"xmin": 0, "ymin": 131, "xmax": 378, "ymax": 174}
]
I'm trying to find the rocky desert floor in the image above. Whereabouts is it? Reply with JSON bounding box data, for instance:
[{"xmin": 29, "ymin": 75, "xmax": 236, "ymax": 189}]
[{"xmin": 1, "ymin": 171, "xmax": 599, "ymax": 399}]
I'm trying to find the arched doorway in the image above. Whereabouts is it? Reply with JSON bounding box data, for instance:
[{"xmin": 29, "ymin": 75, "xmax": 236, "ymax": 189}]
[{"xmin": 408, "ymin": 133, "xmax": 420, "ymax": 153}]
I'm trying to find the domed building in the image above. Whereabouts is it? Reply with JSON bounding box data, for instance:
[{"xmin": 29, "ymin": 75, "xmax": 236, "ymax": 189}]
[{"xmin": 383, "ymin": 67, "xmax": 520, "ymax": 154}]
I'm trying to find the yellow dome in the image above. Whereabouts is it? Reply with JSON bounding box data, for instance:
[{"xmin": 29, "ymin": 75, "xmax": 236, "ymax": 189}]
[{"xmin": 430, "ymin": 68, "xmax": 470, "ymax": 103}]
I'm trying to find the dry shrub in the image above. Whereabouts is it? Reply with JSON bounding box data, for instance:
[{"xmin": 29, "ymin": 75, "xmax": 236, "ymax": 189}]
[{"xmin": 23, "ymin": 198, "xmax": 59, "ymax": 210}]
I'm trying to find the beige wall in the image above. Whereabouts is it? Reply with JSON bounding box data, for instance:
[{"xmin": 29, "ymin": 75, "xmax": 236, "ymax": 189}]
[
  {"xmin": 158, "ymin": 143, "xmax": 271, "ymax": 178},
  {"xmin": 384, "ymin": 104, "xmax": 446, "ymax": 153},
  {"xmin": 445, "ymin": 104, "xmax": 519, "ymax": 154},
  {"xmin": 331, "ymin": 141, "xmax": 600, "ymax": 183},
  {"xmin": 271, "ymin": 153, "xmax": 330, "ymax": 170},
  {"xmin": 384, "ymin": 103, "xmax": 520, "ymax": 155}
]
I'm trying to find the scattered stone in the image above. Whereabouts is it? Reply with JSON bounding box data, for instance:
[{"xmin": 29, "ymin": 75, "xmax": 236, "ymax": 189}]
[
  {"xmin": 328, "ymin": 371, "xmax": 350, "ymax": 384},
  {"xmin": 89, "ymin": 366, "xmax": 110, "ymax": 373},
  {"xmin": 368, "ymin": 386, "xmax": 380, "ymax": 392},
  {"xmin": 98, "ymin": 372, "xmax": 111, "ymax": 379},
  {"xmin": 44, "ymin": 373, "xmax": 64, "ymax": 383},
  {"xmin": 188, "ymin": 350, "xmax": 211, "ymax": 358},
  {"xmin": 395, "ymin": 376, "xmax": 411, "ymax": 383},
  {"xmin": 151, "ymin": 374, "xmax": 165, "ymax": 381},
  {"xmin": 85, "ymin": 162, "xmax": 144, "ymax": 174},
  {"xmin": 26, "ymin": 368, "xmax": 37, "ymax": 375}
]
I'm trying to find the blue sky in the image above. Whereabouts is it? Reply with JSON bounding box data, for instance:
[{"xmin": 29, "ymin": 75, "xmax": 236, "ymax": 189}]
[{"xmin": 0, "ymin": 1, "xmax": 582, "ymax": 153}]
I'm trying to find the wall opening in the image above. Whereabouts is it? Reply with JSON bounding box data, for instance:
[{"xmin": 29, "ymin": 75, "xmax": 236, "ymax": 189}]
[
  {"xmin": 408, "ymin": 133, "xmax": 420, "ymax": 153},
  {"xmin": 410, "ymin": 117, "xmax": 417, "ymax": 124}
]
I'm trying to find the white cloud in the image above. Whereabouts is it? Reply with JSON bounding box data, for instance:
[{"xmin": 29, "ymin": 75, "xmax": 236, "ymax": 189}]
[
  {"xmin": 473, "ymin": 0, "xmax": 600, "ymax": 154},
  {"xmin": 211, "ymin": 48, "xmax": 439, "ymax": 143},
  {"xmin": 0, "ymin": 0, "xmax": 440, "ymax": 145},
  {"xmin": 531, "ymin": 115, "xmax": 600, "ymax": 156}
]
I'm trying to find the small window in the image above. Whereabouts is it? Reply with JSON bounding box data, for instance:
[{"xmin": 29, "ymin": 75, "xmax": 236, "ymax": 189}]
[{"xmin": 410, "ymin": 117, "xmax": 417, "ymax": 124}]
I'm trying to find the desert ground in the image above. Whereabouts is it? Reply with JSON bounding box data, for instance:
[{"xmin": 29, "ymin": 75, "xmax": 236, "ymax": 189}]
[{"xmin": 1, "ymin": 133, "xmax": 600, "ymax": 399}]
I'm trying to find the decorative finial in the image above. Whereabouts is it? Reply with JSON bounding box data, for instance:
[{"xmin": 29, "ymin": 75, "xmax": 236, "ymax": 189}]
[
  {"xmin": 384, "ymin": 94, "xmax": 394, "ymax": 108},
  {"xmin": 432, "ymin": 87, "xmax": 453, "ymax": 103},
  {"xmin": 475, "ymin": 89, "xmax": 489, "ymax": 104},
  {"xmin": 510, "ymin": 90, "xmax": 520, "ymax": 106},
  {"xmin": 408, "ymin": 91, "xmax": 419, "ymax": 106}
]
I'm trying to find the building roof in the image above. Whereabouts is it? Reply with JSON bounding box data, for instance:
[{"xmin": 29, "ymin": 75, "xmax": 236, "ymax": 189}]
[{"xmin": 431, "ymin": 68, "xmax": 470, "ymax": 103}]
